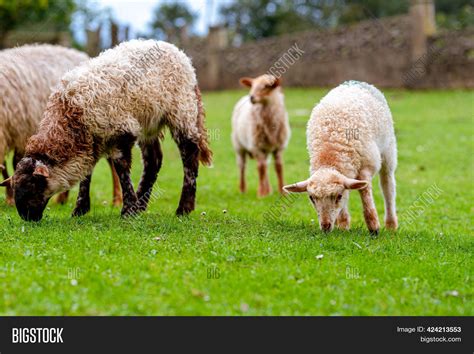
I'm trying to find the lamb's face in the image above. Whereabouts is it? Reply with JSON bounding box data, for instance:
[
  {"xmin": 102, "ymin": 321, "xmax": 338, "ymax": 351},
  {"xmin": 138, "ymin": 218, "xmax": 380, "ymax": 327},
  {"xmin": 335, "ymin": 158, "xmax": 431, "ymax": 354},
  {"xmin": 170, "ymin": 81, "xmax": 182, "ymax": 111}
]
[
  {"xmin": 239, "ymin": 74, "xmax": 280, "ymax": 104},
  {"xmin": 12, "ymin": 158, "xmax": 52, "ymax": 222},
  {"xmin": 283, "ymin": 169, "xmax": 368, "ymax": 233}
]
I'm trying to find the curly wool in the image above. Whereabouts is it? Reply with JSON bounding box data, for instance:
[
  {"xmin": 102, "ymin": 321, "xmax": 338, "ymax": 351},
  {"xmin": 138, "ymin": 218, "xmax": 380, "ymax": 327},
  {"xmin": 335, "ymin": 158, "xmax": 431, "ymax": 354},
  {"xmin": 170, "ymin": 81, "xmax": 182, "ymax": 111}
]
[
  {"xmin": 0, "ymin": 44, "xmax": 88, "ymax": 165},
  {"xmin": 307, "ymin": 81, "xmax": 397, "ymax": 179},
  {"xmin": 26, "ymin": 39, "xmax": 211, "ymax": 193}
]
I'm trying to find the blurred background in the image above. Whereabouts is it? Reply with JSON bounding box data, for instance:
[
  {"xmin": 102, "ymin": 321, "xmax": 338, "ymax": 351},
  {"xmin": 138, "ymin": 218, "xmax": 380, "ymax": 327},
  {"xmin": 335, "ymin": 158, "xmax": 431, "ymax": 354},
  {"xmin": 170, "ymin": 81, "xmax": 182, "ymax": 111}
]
[{"xmin": 0, "ymin": 0, "xmax": 472, "ymax": 90}]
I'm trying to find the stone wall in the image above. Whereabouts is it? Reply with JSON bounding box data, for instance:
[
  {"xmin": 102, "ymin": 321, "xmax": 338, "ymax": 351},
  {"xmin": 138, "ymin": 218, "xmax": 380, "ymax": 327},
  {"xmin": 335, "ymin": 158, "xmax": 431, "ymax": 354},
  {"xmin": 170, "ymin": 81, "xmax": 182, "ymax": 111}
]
[{"xmin": 183, "ymin": 12, "xmax": 473, "ymax": 90}]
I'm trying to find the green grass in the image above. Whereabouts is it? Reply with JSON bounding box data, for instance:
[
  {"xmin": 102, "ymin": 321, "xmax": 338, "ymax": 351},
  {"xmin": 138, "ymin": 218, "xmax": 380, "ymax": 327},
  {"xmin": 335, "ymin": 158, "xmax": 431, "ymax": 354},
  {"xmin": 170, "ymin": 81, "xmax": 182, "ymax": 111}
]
[{"xmin": 0, "ymin": 88, "xmax": 472, "ymax": 315}]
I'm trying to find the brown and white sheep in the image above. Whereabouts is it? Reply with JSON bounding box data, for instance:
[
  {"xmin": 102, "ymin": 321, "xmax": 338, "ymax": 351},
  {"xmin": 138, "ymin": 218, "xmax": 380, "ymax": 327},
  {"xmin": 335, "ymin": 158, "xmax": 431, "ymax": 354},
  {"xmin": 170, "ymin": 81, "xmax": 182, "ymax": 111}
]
[
  {"xmin": 0, "ymin": 44, "xmax": 122, "ymax": 208},
  {"xmin": 5, "ymin": 39, "xmax": 212, "ymax": 221},
  {"xmin": 284, "ymin": 81, "xmax": 398, "ymax": 234},
  {"xmin": 232, "ymin": 74, "xmax": 290, "ymax": 196}
]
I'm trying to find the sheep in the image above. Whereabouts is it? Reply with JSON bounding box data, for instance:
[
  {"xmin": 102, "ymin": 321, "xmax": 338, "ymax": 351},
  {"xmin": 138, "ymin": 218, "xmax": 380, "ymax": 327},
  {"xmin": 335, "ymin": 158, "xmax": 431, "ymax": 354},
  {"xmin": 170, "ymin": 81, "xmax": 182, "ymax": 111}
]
[
  {"xmin": 231, "ymin": 74, "xmax": 290, "ymax": 196},
  {"xmin": 4, "ymin": 39, "xmax": 212, "ymax": 221},
  {"xmin": 0, "ymin": 44, "xmax": 122, "ymax": 208},
  {"xmin": 283, "ymin": 81, "xmax": 398, "ymax": 234}
]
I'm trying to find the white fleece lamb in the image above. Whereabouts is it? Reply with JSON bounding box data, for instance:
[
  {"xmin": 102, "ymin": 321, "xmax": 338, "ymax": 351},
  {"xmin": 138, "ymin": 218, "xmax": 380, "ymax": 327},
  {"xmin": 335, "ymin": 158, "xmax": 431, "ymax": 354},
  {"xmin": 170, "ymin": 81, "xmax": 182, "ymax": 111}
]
[
  {"xmin": 284, "ymin": 81, "xmax": 398, "ymax": 233},
  {"xmin": 0, "ymin": 44, "xmax": 88, "ymax": 204}
]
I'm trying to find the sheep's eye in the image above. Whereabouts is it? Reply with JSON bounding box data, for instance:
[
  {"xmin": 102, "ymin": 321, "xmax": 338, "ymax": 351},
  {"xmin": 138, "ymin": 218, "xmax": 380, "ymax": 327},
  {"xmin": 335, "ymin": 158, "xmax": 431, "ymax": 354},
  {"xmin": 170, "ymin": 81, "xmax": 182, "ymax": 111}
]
[
  {"xmin": 336, "ymin": 194, "xmax": 343, "ymax": 202},
  {"xmin": 309, "ymin": 196, "xmax": 316, "ymax": 203}
]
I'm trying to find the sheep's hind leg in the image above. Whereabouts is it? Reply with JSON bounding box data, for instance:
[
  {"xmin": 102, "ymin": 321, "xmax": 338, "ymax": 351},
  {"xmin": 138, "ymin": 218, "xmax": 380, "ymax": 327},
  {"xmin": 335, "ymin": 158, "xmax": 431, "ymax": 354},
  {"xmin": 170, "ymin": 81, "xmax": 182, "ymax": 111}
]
[
  {"xmin": 112, "ymin": 134, "xmax": 140, "ymax": 217},
  {"xmin": 237, "ymin": 151, "xmax": 247, "ymax": 193},
  {"xmin": 358, "ymin": 170, "xmax": 380, "ymax": 235},
  {"xmin": 273, "ymin": 150, "xmax": 284, "ymax": 193},
  {"xmin": 107, "ymin": 158, "xmax": 122, "ymax": 207},
  {"xmin": 72, "ymin": 175, "xmax": 91, "ymax": 217},
  {"xmin": 380, "ymin": 153, "xmax": 398, "ymax": 230},
  {"xmin": 136, "ymin": 139, "xmax": 163, "ymax": 211},
  {"xmin": 175, "ymin": 135, "xmax": 199, "ymax": 216}
]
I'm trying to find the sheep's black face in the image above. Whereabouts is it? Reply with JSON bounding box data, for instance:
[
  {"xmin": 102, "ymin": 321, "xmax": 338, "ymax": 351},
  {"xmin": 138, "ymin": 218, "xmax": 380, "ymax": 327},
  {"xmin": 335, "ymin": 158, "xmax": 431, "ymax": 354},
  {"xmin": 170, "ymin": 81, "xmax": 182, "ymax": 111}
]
[{"xmin": 13, "ymin": 158, "xmax": 50, "ymax": 222}]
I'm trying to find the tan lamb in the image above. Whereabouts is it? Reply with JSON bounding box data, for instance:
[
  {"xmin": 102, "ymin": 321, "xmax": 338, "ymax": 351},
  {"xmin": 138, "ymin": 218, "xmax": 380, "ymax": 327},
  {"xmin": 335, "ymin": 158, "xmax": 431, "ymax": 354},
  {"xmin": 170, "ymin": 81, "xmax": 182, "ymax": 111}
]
[
  {"xmin": 284, "ymin": 81, "xmax": 398, "ymax": 234},
  {"xmin": 232, "ymin": 74, "xmax": 290, "ymax": 196},
  {"xmin": 0, "ymin": 44, "xmax": 121, "ymax": 207}
]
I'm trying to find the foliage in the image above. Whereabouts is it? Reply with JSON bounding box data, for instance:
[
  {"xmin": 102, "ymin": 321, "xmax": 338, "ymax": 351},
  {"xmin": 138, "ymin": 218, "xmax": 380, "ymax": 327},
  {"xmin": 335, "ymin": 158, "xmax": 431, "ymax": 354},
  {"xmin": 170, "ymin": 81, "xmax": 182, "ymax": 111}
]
[
  {"xmin": 220, "ymin": 0, "xmax": 473, "ymax": 42},
  {"xmin": 150, "ymin": 1, "xmax": 197, "ymax": 43},
  {"xmin": 0, "ymin": 0, "xmax": 75, "ymax": 48}
]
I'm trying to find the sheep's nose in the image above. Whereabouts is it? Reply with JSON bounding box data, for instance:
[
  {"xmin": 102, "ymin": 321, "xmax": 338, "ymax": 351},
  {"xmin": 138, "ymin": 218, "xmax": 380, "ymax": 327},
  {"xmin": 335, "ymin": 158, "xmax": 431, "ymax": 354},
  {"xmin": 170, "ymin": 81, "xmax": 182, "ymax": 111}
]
[
  {"xmin": 250, "ymin": 95, "xmax": 256, "ymax": 104},
  {"xmin": 321, "ymin": 223, "xmax": 332, "ymax": 232}
]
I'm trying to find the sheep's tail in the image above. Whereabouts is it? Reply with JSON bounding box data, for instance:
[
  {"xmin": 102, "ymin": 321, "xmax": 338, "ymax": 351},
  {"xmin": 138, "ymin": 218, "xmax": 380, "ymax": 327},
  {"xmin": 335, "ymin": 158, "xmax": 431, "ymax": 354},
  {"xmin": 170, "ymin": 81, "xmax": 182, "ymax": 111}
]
[{"xmin": 194, "ymin": 85, "xmax": 213, "ymax": 166}]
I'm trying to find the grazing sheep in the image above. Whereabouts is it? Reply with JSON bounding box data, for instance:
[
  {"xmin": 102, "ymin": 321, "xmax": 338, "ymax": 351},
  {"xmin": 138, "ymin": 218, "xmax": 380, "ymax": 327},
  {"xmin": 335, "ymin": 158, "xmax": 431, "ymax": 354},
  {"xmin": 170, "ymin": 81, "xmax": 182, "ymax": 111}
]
[
  {"xmin": 5, "ymin": 39, "xmax": 212, "ymax": 221},
  {"xmin": 284, "ymin": 81, "xmax": 398, "ymax": 234},
  {"xmin": 232, "ymin": 74, "xmax": 290, "ymax": 196},
  {"xmin": 0, "ymin": 44, "xmax": 122, "ymax": 207}
]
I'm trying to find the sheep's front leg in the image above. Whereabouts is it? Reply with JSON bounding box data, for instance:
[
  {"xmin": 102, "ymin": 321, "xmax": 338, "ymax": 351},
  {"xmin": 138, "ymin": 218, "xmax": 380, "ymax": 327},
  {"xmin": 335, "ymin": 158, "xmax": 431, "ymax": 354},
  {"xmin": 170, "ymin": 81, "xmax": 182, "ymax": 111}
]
[
  {"xmin": 358, "ymin": 172, "xmax": 380, "ymax": 235},
  {"xmin": 273, "ymin": 150, "xmax": 284, "ymax": 193},
  {"xmin": 176, "ymin": 137, "xmax": 199, "ymax": 216},
  {"xmin": 112, "ymin": 135, "xmax": 140, "ymax": 217},
  {"xmin": 257, "ymin": 156, "xmax": 271, "ymax": 197},
  {"xmin": 136, "ymin": 139, "xmax": 163, "ymax": 211},
  {"xmin": 1, "ymin": 163, "xmax": 14, "ymax": 206},
  {"xmin": 72, "ymin": 175, "xmax": 91, "ymax": 217},
  {"xmin": 336, "ymin": 204, "xmax": 351, "ymax": 230}
]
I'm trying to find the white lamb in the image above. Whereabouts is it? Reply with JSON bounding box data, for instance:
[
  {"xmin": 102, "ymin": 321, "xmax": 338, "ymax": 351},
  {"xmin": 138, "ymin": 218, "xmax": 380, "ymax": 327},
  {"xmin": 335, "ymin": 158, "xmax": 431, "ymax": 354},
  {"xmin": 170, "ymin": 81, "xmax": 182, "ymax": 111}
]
[
  {"xmin": 284, "ymin": 81, "xmax": 398, "ymax": 234},
  {"xmin": 232, "ymin": 74, "xmax": 290, "ymax": 196}
]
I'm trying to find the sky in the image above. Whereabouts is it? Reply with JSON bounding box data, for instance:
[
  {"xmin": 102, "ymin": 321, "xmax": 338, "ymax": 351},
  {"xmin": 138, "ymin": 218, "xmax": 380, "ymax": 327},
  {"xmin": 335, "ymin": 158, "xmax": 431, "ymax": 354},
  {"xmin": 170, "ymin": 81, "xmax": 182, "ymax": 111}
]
[{"xmin": 94, "ymin": 0, "xmax": 229, "ymax": 37}]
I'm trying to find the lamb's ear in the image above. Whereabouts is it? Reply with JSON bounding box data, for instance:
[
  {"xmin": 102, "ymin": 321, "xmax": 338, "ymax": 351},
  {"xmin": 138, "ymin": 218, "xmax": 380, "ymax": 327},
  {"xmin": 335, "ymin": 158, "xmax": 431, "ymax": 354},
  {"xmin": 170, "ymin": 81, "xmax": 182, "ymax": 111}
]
[
  {"xmin": 239, "ymin": 77, "xmax": 253, "ymax": 87},
  {"xmin": 343, "ymin": 177, "xmax": 368, "ymax": 190},
  {"xmin": 271, "ymin": 77, "xmax": 281, "ymax": 88},
  {"xmin": 283, "ymin": 180, "xmax": 309, "ymax": 193},
  {"xmin": 0, "ymin": 177, "xmax": 12, "ymax": 187},
  {"xmin": 33, "ymin": 164, "xmax": 49, "ymax": 178}
]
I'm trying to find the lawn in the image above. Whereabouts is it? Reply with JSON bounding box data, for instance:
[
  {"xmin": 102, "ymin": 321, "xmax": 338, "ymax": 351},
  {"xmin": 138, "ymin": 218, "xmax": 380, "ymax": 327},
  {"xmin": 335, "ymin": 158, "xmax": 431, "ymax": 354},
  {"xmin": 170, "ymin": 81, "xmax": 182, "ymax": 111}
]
[{"xmin": 0, "ymin": 88, "xmax": 472, "ymax": 315}]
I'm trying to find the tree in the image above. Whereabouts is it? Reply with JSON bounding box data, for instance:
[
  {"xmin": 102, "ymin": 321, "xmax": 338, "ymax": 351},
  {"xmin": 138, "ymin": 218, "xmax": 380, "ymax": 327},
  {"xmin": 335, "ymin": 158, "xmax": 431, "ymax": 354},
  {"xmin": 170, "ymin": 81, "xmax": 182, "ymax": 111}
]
[
  {"xmin": 0, "ymin": 0, "xmax": 75, "ymax": 48},
  {"xmin": 220, "ymin": 0, "xmax": 339, "ymax": 43},
  {"xmin": 150, "ymin": 2, "xmax": 197, "ymax": 44}
]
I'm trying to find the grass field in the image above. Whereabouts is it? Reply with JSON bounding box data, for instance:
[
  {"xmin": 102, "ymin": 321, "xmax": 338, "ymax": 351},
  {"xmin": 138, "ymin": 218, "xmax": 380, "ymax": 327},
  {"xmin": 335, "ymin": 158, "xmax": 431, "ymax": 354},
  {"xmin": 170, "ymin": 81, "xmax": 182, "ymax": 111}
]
[{"xmin": 0, "ymin": 88, "xmax": 472, "ymax": 315}]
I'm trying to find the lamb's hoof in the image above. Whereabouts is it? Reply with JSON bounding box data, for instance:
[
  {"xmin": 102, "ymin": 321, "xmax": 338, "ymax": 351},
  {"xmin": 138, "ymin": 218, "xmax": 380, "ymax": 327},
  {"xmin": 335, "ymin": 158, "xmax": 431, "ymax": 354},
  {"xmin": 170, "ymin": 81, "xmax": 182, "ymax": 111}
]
[
  {"xmin": 385, "ymin": 219, "xmax": 398, "ymax": 231},
  {"xmin": 72, "ymin": 205, "xmax": 90, "ymax": 217},
  {"xmin": 112, "ymin": 197, "xmax": 123, "ymax": 207},
  {"xmin": 176, "ymin": 206, "xmax": 194, "ymax": 216},
  {"xmin": 121, "ymin": 206, "xmax": 140, "ymax": 218},
  {"xmin": 369, "ymin": 229, "xmax": 379, "ymax": 236}
]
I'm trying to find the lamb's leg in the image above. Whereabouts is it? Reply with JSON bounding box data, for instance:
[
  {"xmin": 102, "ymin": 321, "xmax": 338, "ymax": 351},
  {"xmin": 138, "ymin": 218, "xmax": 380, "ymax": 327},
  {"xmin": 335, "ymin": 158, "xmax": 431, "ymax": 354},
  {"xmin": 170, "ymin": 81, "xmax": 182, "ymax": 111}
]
[
  {"xmin": 237, "ymin": 151, "xmax": 247, "ymax": 193},
  {"xmin": 273, "ymin": 150, "xmax": 284, "ymax": 193},
  {"xmin": 175, "ymin": 136, "xmax": 199, "ymax": 216},
  {"xmin": 56, "ymin": 190, "xmax": 70, "ymax": 205},
  {"xmin": 257, "ymin": 155, "xmax": 270, "ymax": 197},
  {"xmin": 358, "ymin": 171, "xmax": 380, "ymax": 235},
  {"xmin": 72, "ymin": 175, "xmax": 91, "ymax": 217},
  {"xmin": 108, "ymin": 158, "xmax": 122, "ymax": 207},
  {"xmin": 380, "ymin": 153, "xmax": 398, "ymax": 230},
  {"xmin": 136, "ymin": 139, "xmax": 163, "ymax": 211},
  {"xmin": 336, "ymin": 203, "xmax": 351, "ymax": 230},
  {"xmin": 112, "ymin": 135, "xmax": 140, "ymax": 217},
  {"xmin": 1, "ymin": 163, "xmax": 14, "ymax": 206}
]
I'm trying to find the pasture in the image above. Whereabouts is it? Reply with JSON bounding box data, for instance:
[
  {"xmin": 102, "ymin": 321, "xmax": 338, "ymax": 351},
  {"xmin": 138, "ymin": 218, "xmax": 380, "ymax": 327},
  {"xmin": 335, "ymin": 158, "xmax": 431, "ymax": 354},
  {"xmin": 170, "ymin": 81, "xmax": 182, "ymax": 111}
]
[{"xmin": 0, "ymin": 88, "xmax": 472, "ymax": 315}]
